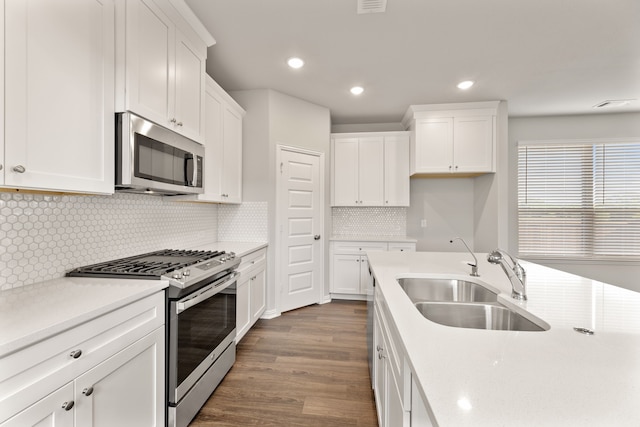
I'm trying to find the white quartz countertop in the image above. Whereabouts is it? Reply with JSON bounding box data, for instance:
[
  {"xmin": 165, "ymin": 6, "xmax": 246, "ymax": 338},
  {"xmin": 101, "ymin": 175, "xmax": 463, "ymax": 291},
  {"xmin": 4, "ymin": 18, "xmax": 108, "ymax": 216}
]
[
  {"xmin": 367, "ymin": 251, "xmax": 640, "ymax": 426},
  {"xmin": 330, "ymin": 235, "xmax": 417, "ymax": 243},
  {"xmin": 0, "ymin": 241, "xmax": 266, "ymax": 358},
  {"xmin": 0, "ymin": 277, "xmax": 168, "ymax": 357}
]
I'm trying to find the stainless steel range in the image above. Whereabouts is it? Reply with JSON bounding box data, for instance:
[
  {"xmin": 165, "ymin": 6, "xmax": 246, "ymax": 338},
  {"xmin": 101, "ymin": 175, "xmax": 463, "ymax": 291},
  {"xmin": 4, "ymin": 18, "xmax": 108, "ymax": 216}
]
[{"xmin": 67, "ymin": 249, "xmax": 240, "ymax": 427}]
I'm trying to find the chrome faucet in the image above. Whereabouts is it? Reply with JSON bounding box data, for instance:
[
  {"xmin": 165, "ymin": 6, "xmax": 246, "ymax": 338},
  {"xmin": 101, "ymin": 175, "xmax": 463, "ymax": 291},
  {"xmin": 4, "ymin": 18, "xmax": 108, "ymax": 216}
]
[
  {"xmin": 487, "ymin": 249, "xmax": 527, "ymax": 301},
  {"xmin": 450, "ymin": 237, "xmax": 479, "ymax": 277}
]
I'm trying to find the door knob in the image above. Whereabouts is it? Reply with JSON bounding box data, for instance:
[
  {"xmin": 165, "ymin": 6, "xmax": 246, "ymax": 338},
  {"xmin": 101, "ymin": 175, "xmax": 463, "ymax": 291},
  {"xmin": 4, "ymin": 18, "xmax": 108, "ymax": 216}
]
[{"xmin": 314, "ymin": 235, "xmax": 321, "ymax": 240}]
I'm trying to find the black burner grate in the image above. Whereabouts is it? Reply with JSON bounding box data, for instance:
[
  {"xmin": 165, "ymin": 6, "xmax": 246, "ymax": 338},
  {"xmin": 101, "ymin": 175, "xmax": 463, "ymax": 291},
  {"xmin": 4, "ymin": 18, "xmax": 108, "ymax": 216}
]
[{"xmin": 67, "ymin": 249, "xmax": 223, "ymax": 280}]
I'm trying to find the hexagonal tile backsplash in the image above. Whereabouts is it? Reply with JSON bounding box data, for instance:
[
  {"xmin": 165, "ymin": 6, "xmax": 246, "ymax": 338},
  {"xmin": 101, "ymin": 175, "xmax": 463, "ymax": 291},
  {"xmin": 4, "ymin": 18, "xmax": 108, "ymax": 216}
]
[
  {"xmin": 0, "ymin": 192, "xmax": 218, "ymax": 290},
  {"xmin": 332, "ymin": 207, "xmax": 407, "ymax": 238}
]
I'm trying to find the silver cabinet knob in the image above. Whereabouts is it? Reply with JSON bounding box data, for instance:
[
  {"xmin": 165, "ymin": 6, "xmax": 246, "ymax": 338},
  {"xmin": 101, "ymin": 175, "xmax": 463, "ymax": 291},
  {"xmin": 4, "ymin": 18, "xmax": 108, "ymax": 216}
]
[
  {"xmin": 170, "ymin": 118, "xmax": 177, "ymax": 124},
  {"xmin": 314, "ymin": 235, "xmax": 321, "ymax": 240},
  {"xmin": 0, "ymin": 164, "xmax": 3, "ymax": 170},
  {"xmin": 61, "ymin": 401, "xmax": 74, "ymax": 411},
  {"xmin": 177, "ymin": 122, "xmax": 183, "ymax": 127},
  {"xmin": 12, "ymin": 165, "xmax": 26, "ymax": 173},
  {"xmin": 69, "ymin": 349, "xmax": 82, "ymax": 359},
  {"xmin": 82, "ymin": 387, "xmax": 94, "ymax": 396}
]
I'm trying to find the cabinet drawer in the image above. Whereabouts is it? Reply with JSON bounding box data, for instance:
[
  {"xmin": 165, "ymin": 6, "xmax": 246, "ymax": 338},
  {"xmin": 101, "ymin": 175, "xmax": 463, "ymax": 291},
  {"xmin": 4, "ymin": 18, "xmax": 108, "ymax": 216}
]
[
  {"xmin": 237, "ymin": 248, "xmax": 267, "ymax": 275},
  {"xmin": 387, "ymin": 242, "xmax": 416, "ymax": 252},
  {"xmin": 0, "ymin": 292, "xmax": 164, "ymax": 423},
  {"xmin": 332, "ymin": 241, "xmax": 388, "ymax": 255}
]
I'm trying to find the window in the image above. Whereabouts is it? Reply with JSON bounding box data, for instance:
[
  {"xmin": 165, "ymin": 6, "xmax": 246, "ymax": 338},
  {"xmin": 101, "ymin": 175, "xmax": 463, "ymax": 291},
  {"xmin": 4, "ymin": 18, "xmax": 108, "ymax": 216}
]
[{"xmin": 518, "ymin": 139, "xmax": 640, "ymax": 260}]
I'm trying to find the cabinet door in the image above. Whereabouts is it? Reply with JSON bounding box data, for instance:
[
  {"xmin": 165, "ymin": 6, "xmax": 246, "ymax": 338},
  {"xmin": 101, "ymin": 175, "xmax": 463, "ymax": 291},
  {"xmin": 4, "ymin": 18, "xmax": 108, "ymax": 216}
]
[
  {"xmin": 125, "ymin": 0, "xmax": 173, "ymax": 128},
  {"xmin": 0, "ymin": 383, "xmax": 74, "ymax": 427},
  {"xmin": 358, "ymin": 137, "xmax": 385, "ymax": 206},
  {"xmin": 250, "ymin": 268, "xmax": 266, "ymax": 322},
  {"xmin": 414, "ymin": 118, "xmax": 453, "ymax": 173},
  {"xmin": 202, "ymin": 84, "xmax": 224, "ymax": 202},
  {"xmin": 331, "ymin": 254, "xmax": 361, "ymax": 294},
  {"xmin": 387, "ymin": 363, "xmax": 407, "ymax": 427},
  {"xmin": 4, "ymin": 0, "xmax": 114, "ymax": 194},
  {"xmin": 174, "ymin": 29, "xmax": 205, "ymax": 143},
  {"xmin": 236, "ymin": 275, "xmax": 251, "ymax": 343},
  {"xmin": 74, "ymin": 328, "xmax": 164, "ymax": 427},
  {"xmin": 360, "ymin": 256, "xmax": 373, "ymax": 296},
  {"xmin": 332, "ymin": 138, "xmax": 359, "ymax": 206},
  {"xmin": 383, "ymin": 135, "xmax": 410, "ymax": 206},
  {"xmin": 221, "ymin": 105, "xmax": 243, "ymax": 203},
  {"xmin": 453, "ymin": 115, "xmax": 494, "ymax": 173},
  {"xmin": 373, "ymin": 311, "xmax": 387, "ymax": 427}
]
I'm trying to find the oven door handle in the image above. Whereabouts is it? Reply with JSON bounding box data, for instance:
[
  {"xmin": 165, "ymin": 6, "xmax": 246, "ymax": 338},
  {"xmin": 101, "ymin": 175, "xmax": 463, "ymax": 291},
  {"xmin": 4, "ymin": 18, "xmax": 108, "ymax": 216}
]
[{"xmin": 176, "ymin": 272, "xmax": 239, "ymax": 314}]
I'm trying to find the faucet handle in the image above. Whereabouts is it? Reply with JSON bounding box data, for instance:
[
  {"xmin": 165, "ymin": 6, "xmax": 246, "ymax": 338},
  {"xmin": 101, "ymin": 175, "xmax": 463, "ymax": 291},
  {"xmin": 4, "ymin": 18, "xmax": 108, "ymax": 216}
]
[{"xmin": 467, "ymin": 262, "xmax": 479, "ymax": 277}]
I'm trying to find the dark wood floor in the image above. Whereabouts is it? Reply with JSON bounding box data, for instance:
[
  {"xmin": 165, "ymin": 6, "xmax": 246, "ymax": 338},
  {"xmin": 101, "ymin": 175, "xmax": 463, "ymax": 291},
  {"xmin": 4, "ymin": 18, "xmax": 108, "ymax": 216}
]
[{"xmin": 189, "ymin": 300, "xmax": 378, "ymax": 426}]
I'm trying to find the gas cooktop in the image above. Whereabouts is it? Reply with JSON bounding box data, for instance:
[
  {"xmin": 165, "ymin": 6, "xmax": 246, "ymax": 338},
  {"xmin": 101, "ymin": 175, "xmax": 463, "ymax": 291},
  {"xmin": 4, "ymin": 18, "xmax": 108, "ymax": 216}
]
[{"xmin": 66, "ymin": 249, "xmax": 239, "ymax": 289}]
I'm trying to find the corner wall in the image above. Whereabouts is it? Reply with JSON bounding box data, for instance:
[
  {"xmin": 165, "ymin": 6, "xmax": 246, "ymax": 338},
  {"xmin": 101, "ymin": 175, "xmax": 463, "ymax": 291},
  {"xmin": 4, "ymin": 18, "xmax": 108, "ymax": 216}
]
[{"xmin": 230, "ymin": 89, "xmax": 331, "ymax": 315}]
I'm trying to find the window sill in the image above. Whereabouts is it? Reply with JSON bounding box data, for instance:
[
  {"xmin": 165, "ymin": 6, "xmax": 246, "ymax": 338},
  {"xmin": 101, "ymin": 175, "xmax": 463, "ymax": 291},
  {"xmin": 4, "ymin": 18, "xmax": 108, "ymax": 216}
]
[{"xmin": 520, "ymin": 256, "xmax": 640, "ymax": 267}]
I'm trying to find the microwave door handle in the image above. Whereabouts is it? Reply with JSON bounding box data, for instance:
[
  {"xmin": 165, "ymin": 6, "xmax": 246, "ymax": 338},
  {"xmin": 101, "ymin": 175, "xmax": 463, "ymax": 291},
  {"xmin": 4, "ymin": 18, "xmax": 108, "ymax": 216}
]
[
  {"xmin": 184, "ymin": 153, "xmax": 195, "ymax": 186},
  {"xmin": 176, "ymin": 272, "xmax": 239, "ymax": 314},
  {"xmin": 190, "ymin": 153, "xmax": 198, "ymax": 186}
]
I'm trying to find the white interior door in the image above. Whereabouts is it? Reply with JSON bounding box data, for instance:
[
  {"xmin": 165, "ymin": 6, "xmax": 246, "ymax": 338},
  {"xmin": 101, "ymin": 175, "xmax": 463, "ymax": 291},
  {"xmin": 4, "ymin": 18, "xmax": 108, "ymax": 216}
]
[{"xmin": 278, "ymin": 147, "xmax": 324, "ymax": 313}]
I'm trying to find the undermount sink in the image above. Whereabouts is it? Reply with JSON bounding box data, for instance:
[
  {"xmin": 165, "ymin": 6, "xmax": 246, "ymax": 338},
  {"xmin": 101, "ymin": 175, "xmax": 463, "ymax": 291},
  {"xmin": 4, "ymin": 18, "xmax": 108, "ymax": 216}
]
[
  {"xmin": 414, "ymin": 302, "xmax": 549, "ymax": 332},
  {"xmin": 397, "ymin": 278, "xmax": 498, "ymax": 303}
]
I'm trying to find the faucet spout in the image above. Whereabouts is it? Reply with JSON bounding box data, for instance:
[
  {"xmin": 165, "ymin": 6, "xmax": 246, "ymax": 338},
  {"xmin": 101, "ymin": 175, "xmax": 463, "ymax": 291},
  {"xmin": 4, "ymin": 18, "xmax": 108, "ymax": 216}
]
[
  {"xmin": 487, "ymin": 249, "xmax": 527, "ymax": 301},
  {"xmin": 450, "ymin": 237, "xmax": 479, "ymax": 277}
]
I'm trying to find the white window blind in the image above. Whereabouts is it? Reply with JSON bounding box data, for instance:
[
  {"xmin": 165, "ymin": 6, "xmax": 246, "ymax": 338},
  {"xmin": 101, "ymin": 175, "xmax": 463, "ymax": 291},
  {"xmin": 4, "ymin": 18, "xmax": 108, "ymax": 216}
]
[{"xmin": 518, "ymin": 140, "xmax": 640, "ymax": 260}]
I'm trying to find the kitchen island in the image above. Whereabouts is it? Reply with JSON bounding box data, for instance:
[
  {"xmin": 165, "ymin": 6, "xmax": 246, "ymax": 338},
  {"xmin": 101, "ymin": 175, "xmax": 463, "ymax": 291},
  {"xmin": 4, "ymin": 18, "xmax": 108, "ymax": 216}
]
[{"xmin": 367, "ymin": 251, "xmax": 640, "ymax": 426}]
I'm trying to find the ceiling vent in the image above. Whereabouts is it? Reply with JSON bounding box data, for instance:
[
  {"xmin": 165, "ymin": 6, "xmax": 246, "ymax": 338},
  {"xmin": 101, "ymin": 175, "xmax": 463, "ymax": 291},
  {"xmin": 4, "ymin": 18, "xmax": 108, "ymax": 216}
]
[
  {"xmin": 593, "ymin": 99, "xmax": 635, "ymax": 109},
  {"xmin": 357, "ymin": 0, "xmax": 387, "ymax": 14}
]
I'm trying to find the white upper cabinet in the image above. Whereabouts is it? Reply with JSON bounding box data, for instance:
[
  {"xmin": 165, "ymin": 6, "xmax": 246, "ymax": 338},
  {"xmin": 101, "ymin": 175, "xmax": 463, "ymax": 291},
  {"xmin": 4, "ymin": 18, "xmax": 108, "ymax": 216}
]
[
  {"xmin": 403, "ymin": 102, "xmax": 499, "ymax": 176},
  {"xmin": 116, "ymin": 0, "xmax": 210, "ymax": 143},
  {"xmin": 358, "ymin": 137, "xmax": 385, "ymax": 206},
  {"xmin": 331, "ymin": 132, "xmax": 409, "ymax": 207},
  {"xmin": 180, "ymin": 75, "xmax": 244, "ymax": 204},
  {"xmin": 383, "ymin": 134, "xmax": 410, "ymax": 206},
  {"xmin": 2, "ymin": 0, "xmax": 115, "ymax": 194}
]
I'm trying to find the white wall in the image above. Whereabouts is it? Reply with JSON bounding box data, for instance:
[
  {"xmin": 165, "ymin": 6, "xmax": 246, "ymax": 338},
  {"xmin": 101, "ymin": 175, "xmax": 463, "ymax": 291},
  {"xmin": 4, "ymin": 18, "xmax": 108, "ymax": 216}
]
[
  {"xmin": 230, "ymin": 89, "xmax": 331, "ymax": 316},
  {"xmin": 508, "ymin": 112, "xmax": 640, "ymax": 292},
  {"xmin": 407, "ymin": 178, "xmax": 475, "ymax": 251}
]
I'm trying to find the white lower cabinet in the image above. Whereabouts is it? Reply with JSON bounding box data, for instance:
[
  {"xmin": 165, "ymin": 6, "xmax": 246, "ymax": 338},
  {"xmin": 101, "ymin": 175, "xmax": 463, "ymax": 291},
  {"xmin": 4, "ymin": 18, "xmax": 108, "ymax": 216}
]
[
  {"xmin": 330, "ymin": 241, "xmax": 415, "ymax": 298},
  {"xmin": 0, "ymin": 293, "xmax": 165, "ymax": 427},
  {"xmin": 74, "ymin": 328, "xmax": 164, "ymax": 427},
  {"xmin": 236, "ymin": 247, "xmax": 267, "ymax": 343},
  {"xmin": 374, "ymin": 297, "xmax": 408, "ymax": 427},
  {"xmin": 410, "ymin": 377, "xmax": 434, "ymax": 427},
  {"xmin": 373, "ymin": 287, "xmax": 435, "ymax": 427},
  {"xmin": 0, "ymin": 383, "xmax": 74, "ymax": 427}
]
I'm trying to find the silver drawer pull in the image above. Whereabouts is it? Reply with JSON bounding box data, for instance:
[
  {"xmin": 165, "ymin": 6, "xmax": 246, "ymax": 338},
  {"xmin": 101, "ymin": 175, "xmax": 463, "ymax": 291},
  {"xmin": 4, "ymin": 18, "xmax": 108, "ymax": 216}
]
[
  {"xmin": 69, "ymin": 349, "xmax": 82, "ymax": 359},
  {"xmin": 61, "ymin": 401, "xmax": 74, "ymax": 411},
  {"xmin": 13, "ymin": 165, "xmax": 26, "ymax": 173},
  {"xmin": 82, "ymin": 387, "xmax": 94, "ymax": 396}
]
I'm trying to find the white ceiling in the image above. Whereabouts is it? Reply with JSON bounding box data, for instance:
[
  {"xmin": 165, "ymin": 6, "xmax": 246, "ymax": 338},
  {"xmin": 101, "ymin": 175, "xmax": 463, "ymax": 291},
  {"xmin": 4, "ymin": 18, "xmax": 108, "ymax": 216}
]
[{"xmin": 185, "ymin": 0, "xmax": 640, "ymax": 124}]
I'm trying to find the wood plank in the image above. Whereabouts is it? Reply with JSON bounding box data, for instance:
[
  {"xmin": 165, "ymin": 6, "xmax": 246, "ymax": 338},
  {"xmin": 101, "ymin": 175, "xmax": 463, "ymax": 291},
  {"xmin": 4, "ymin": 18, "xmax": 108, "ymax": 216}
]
[{"xmin": 189, "ymin": 300, "xmax": 378, "ymax": 426}]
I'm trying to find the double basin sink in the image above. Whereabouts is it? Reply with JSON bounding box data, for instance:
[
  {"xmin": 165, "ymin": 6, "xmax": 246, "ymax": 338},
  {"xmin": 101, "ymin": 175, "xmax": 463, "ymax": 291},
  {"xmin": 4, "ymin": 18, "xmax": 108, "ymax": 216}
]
[{"xmin": 397, "ymin": 278, "xmax": 548, "ymax": 332}]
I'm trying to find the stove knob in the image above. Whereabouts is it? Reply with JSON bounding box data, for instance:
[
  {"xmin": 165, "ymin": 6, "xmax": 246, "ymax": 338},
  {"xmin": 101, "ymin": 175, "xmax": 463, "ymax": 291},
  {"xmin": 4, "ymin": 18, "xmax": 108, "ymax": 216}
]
[
  {"xmin": 183, "ymin": 269, "xmax": 191, "ymax": 276},
  {"xmin": 220, "ymin": 256, "xmax": 227, "ymax": 262},
  {"xmin": 173, "ymin": 273, "xmax": 182, "ymax": 280},
  {"xmin": 228, "ymin": 252, "xmax": 236, "ymax": 259}
]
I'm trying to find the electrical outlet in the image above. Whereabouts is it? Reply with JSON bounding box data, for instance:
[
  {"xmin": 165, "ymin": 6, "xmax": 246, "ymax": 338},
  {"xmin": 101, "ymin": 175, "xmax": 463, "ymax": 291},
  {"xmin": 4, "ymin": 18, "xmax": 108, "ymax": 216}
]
[{"xmin": 420, "ymin": 219, "xmax": 427, "ymax": 228}]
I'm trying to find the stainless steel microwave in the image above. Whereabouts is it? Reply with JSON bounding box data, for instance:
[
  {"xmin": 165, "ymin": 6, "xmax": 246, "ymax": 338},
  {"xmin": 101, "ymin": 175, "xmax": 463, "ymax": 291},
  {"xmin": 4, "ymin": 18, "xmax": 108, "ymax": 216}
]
[{"xmin": 116, "ymin": 112, "xmax": 204, "ymax": 195}]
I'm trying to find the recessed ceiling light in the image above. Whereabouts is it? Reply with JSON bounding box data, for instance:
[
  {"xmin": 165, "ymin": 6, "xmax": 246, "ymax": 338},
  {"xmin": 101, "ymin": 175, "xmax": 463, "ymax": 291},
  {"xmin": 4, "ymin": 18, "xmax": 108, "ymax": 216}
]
[
  {"xmin": 593, "ymin": 99, "xmax": 635, "ymax": 109},
  {"xmin": 350, "ymin": 86, "xmax": 364, "ymax": 95},
  {"xmin": 287, "ymin": 57, "xmax": 304, "ymax": 69},
  {"xmin": 457, "ymin": 80, "xmax": 474, "ymax": 90}
]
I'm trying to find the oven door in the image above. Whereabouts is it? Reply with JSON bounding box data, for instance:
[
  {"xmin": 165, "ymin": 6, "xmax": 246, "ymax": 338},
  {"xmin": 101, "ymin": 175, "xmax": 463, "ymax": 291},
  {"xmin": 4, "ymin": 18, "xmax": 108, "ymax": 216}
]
[{"xmin": 168, "ymin": 272, "xmax": 237, "ymax": 404}]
